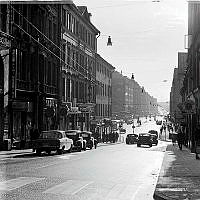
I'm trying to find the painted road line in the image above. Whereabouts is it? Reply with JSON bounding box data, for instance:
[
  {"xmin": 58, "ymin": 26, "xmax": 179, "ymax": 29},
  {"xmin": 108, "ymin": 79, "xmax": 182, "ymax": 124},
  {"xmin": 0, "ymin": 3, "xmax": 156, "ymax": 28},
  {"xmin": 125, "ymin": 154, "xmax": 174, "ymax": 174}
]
[
  {"xmin": 0, "ymin": 177, "xmax": 44, "ymax": 191},
  {"xmin": 43, "ymin": 180, "xmax": 93, "ymax": 195},
  {"xmin": 105, "ymin": 184, "xmax": 125, "ymax": 199}
]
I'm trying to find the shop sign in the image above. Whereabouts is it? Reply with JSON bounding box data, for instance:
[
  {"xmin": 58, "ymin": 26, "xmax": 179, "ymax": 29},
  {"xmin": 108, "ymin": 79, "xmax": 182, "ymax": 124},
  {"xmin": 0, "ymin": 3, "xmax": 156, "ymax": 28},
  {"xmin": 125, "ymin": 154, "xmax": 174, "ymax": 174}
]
[{"xmin": 0, "ymin": 33, "xmax": 11, "ymax": 50}]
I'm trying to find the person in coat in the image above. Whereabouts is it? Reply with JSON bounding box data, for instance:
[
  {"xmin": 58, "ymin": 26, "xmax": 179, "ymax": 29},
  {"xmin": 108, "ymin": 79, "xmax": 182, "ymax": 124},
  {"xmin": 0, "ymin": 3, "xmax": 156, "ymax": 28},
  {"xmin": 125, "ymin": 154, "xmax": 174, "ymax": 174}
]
[{"xmin": 177, "ymin": 125, "xmax": 184, "ymax": 150}]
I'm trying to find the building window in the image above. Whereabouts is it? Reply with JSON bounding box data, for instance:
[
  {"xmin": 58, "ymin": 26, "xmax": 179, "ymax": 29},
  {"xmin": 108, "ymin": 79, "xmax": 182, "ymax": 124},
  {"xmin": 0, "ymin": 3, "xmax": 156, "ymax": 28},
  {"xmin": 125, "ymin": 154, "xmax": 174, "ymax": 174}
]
[
  {"xmin": 62, "ymin": 8, "xmax": 66, "ymax": 26},
  {"xmin": 48, "ymin": 19, "xmax": 52, "ymax": 40},
  {"xmin": 62, "ymin": 78, "xmax": 65, "ymax": 100}
]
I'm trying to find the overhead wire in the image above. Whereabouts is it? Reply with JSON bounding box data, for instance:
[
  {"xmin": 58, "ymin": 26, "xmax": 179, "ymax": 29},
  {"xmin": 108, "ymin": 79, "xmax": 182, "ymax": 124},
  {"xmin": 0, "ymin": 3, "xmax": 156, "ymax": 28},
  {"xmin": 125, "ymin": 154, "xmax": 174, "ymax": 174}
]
[{"xmin": 10, "ymin": 5, "xmax": 101, "ymax": 86}]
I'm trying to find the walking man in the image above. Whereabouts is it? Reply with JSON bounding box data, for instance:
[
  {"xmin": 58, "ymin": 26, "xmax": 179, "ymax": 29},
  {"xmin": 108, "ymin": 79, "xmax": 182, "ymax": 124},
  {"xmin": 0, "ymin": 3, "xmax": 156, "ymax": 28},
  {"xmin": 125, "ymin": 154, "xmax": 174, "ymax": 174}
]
[{"xmin": 177, "ymin": 124, "xmax": 184, "ymax": 150}]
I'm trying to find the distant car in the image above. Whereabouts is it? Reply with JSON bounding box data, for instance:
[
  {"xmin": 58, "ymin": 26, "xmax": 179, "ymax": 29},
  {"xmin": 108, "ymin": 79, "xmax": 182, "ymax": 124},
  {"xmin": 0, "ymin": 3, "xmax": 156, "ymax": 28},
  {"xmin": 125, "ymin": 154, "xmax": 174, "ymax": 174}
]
[
  {"xmin": 156, "ymin": 120, "xmax": 162, "ymax": 125},
  {"xmin": 33, "ymin": 130, "xmax": 73, "ymax": 155},
  {"xmin": 148, "ymin": 130, "xmax": 158, "ymax": 145},
  {"xmin": 80, "ymin": 131, "xmax": 97, "ymax": 149},
  {"xmin": 137, "ymin": 133, "xmax": 153, "ymax": 147},
  {"xmin": 126, "ymin": 119, "xmax": 133, "ymax": 125},
  {"xmin": 126, "ymin": 134, "xmax": 138, "ymax": 144},
  {"xmin": 65, "ymin": 130, "xmax": 86, "ymax": 151},
  {"xmin": 119, "ymin": 128, "xmax": 126, "ymax": 134}
]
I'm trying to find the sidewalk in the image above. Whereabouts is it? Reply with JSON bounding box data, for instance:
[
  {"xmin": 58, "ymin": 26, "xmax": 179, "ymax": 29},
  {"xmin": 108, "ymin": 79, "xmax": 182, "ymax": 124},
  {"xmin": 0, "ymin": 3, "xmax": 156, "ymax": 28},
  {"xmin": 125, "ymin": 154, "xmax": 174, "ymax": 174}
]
[
  {"xmin": 153, "ymin": 144, "xmax": 200, "ymax": 200},
  {"xmin": 0, "ymin": 148, "xmax": 34, "ymax": 159}
]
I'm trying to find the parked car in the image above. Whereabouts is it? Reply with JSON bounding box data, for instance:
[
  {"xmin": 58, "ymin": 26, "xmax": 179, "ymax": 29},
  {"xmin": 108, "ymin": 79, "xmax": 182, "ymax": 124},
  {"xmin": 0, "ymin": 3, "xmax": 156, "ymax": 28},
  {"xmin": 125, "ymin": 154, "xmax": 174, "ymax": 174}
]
[
  {"xmin": 126, "ymin": 134, "xmax": 138, "ymax": 144},
  {"xmin": 80, "ymin": 131, "xmax": 97, "ymax": 149},
  {"xmin": 65, "ymin": 130, "xmax": 86, "ymax": 151},
  {"xmin": 148, "ymin": 130, "xmax": 158, "ymax": 145},
  {"xmin": 137, "ymin": 133, "xmax": 153, "ymax": 147},
  {"xmin": 119, "ymin": 128, "xmax": 126, "ymax": 134},
  {"xmin": 33, "ymin": 130, "xmax": 73, "ymax": 155}
]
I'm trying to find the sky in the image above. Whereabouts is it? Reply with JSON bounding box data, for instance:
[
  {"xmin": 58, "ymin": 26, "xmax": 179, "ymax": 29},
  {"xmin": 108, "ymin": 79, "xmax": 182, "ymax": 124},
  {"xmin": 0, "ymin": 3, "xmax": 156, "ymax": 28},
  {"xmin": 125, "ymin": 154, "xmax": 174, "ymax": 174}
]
[{"xmin": 73, "ymin": 0, "xmax": 188, "ymax": 102}]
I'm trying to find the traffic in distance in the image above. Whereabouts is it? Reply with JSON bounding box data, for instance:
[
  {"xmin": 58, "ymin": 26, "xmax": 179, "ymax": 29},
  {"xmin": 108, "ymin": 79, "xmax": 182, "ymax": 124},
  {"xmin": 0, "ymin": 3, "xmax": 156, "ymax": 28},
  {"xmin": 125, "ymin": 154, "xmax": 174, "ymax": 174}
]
[{"xmin": 30, "ymin": 115, "xmax": 167, "ymax": 156}]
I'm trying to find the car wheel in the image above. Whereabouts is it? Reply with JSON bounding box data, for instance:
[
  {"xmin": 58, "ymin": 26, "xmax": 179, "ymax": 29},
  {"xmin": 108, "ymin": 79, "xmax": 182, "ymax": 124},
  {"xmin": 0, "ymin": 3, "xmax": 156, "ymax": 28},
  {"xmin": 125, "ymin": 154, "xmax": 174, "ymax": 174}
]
[
  {"xmin": 67, "ymin": 145, "xmax": 72, "ymax": 153},
  {"xmin": 94, "ymin": 143, "xmax": 97, "ymax": 149},
  {"xmin": 36, "ymin": 149, "xmax": 41, "ymax": 156},
  {"xmin": 149, "ymin": 143, "xmax": 152, "ymax": 147},
  {"xmin": 57, "ymin": 147, "xmax": 64, "ymax": 155},
  {"xmin": 46, "ymin": 150, "xmax": 51, "ymax": 155},
  {"xmin": 78, "ymin": 145, "xmax": 82, "ymax": 152},
  {"xmin": 137, "ymin": 144, "xmax": 141, "ymax": 147}
]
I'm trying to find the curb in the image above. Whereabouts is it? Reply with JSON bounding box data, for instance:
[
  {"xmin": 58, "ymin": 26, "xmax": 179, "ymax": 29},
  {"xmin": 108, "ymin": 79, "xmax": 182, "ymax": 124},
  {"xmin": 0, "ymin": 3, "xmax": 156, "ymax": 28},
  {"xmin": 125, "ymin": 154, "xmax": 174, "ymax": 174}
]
[{"xmin": 153, "ymin": 191, "xmax": 178, "ymax": 200}]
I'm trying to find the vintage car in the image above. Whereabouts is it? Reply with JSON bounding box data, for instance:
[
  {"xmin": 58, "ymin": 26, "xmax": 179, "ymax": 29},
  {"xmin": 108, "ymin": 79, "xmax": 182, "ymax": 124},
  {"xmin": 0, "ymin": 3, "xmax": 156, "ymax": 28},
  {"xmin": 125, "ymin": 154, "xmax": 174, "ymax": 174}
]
[
  {"xmin": 65, "ymin": 130, "xmax": 86, "ymax": 151},
  {"xmin": 126, "ymin": 133, "xmax": 138, "ymax": 144},
  {"xmin": 33, "ymin": 130, "xmax": 73, "ymax": 155},
  {"xmin": 148, "ymin": 130, "xmax": 158, "ymax": 145},
  {"xmin": 119, "ymin": 128, "xmax": 126, "ymax": 134},
  {"xmin": 80, "ymin": 131, "xmax": 97, "ymax": 149},
  {"xmin": 137, "ymin": 133, "xmax": 153, "ymax": 147}
]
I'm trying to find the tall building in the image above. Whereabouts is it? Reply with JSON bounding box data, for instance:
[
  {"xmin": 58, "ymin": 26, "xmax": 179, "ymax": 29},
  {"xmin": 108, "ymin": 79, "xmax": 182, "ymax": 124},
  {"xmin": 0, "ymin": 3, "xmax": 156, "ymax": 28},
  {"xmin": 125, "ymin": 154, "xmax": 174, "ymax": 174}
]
[
  {"xmin": 180, "ymin": 1, "xmax": 200, "ymax": 150},
  {"xmin": 170, "ymin": 52, "xmax": 187, "ymax": 124},
  {"xmin": 112, "ymin": 71, "xmax": 158, "ymax": 120},
  {"xmin": 0, "ymin": 3, "xmax": 61, "ymax": 148},
  {"xmin": 60, "ymin": 4, "xmax": 100, "ymax": 131},
  {"xmin": 94, "ymin": 54, "xmax": 114, "ymax": 139}
]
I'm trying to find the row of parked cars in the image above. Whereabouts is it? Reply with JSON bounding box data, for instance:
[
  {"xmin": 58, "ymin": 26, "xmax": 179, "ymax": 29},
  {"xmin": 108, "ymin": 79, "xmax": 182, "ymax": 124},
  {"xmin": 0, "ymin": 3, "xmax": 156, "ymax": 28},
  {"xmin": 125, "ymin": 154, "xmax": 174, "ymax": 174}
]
[
  {"xmin": 33, "ymin": 130, "xmax": 98, "ymax": 156},
  {"xmin": 126, "ymin": 130, "xmax": 158, "ymax": 147}
]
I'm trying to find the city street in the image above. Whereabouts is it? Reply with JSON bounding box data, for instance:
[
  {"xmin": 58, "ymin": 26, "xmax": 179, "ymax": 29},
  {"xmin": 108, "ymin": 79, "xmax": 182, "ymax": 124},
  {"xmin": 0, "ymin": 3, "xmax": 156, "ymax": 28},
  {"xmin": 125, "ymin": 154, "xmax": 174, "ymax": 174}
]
[{"xmin": 0, "ymin": 120, "xmax": 168, "ymax": 200}]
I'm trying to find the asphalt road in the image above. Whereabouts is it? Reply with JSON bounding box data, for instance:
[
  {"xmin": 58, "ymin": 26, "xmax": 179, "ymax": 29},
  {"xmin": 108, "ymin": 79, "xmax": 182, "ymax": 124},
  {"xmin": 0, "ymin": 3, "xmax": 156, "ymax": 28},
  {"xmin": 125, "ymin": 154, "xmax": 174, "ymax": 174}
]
[{"xmin": 0, "ymin": 120, "xmax": 167, "ymax": 200}]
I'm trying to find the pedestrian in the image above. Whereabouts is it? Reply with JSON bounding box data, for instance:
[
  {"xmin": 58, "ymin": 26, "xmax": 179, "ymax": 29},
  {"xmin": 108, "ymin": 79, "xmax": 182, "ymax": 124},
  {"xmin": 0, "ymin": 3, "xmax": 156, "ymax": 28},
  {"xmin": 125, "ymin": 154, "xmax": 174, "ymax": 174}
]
[
  {"xmin": 194, "ymin": 125, "xmax": 200, "ymax": 160},
  {"xmin": 160, "ymin": 126, "xmax": 163, "ymax": 139},
  {"xmin": 132, "ymin": 124, "xmax": 135, "ymax": 133},
  {"xmin": 171, "ymin": 132, "xmax": 177, "ymax": 145},
  {"xmin": 163, "ymin": 125, "xmax": 166, "ymax": 133},
  {"xmin": 30, "ymin": 125, "xmax": 40, "ymax": 152},
  {"xmin": 177, "ymin": 124, "xmax": 184, "ymax": 150}
]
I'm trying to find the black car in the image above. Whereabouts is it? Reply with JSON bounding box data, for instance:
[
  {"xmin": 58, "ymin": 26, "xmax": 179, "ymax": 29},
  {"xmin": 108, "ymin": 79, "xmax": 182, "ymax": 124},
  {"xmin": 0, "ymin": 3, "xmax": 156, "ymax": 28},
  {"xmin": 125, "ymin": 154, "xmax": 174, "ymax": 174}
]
[
  {"xmin": 80, "ymin": 131, "xmax": 97, "ymax": 149},
  {"xmin": 137, "ymin": 133, "xmax": 153, "ymax": 147},
  {"xmin": 148, "ymin": 130, "xmax": 158, "ymax": 145},
  {"xmin": 126, "ymin": 134, "xmax": 138, "ymax": 144},
  {"xmin": 65, "ymin": 130, "xmax": 86, "ymax": 151}
]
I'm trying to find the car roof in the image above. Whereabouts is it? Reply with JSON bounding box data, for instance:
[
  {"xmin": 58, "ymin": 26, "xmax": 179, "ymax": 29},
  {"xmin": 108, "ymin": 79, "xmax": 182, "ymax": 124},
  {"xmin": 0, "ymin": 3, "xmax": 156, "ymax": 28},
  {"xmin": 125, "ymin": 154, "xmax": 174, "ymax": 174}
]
[
  {"xmin": 65, "ymin": 130, "xmax": 81, "ymax": 132},
  {"xmin": 42, "ymin": 130, "xmax": 64, "ymax": 133},
  {"xmin": 139, "ymin": 133, "xmax": 150, "ymax": 136},
  {"xmin": 127, "ymin": 133, "xmax": 138, "ymax": 136},
  {"xmin": 81, "ymin": 131, "xmax": 92, "ymax": 134}
]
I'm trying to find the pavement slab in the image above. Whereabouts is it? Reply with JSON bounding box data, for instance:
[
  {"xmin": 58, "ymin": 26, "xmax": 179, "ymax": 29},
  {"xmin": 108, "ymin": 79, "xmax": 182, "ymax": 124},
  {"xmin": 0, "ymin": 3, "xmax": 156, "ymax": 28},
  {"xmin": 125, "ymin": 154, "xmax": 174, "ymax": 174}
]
[{"xmin": 154, "ymin": 144, "xmax": 200, "ymax": 200}]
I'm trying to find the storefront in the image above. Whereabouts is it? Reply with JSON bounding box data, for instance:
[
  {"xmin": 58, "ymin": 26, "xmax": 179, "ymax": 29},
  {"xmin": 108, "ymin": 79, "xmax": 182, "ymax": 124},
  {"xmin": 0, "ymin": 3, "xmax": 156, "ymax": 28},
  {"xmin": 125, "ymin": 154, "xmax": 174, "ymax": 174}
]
[{"xmin": 11, "ymin": 100, "xmax": 33, "ymax": 148}]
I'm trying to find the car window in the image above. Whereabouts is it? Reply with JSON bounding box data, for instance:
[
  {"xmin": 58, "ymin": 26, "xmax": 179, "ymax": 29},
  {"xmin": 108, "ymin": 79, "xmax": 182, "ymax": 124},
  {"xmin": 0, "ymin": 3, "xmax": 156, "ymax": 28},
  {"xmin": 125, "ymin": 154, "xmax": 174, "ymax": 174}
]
[{"xmin": 41, "ymin": 131, "xmax": 62, "ymax": 139}]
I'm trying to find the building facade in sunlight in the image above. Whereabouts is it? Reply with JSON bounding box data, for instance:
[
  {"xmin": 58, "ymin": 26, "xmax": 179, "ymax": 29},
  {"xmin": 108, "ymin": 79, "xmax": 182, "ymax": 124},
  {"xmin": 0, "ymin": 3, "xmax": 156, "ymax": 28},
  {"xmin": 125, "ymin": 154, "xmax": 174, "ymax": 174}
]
[{"xmin": 112, "ymin": 71, "xmax": 158, "ymax": 121}]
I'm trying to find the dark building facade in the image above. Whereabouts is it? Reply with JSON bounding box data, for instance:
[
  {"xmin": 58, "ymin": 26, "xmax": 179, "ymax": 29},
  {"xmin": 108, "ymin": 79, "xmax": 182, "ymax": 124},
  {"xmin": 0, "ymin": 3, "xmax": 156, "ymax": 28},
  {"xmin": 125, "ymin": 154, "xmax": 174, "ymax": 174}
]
[
  {"xmin": 1, "ymin": 3, "xmax": 61, "ymax": 148},
  {"xmin": 180, "ymin": 2, "xmax": 200, "ymax": 151},
  {"xmin": 170, "ymin": 52, "xmax": 187, "ymax": 124}
]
